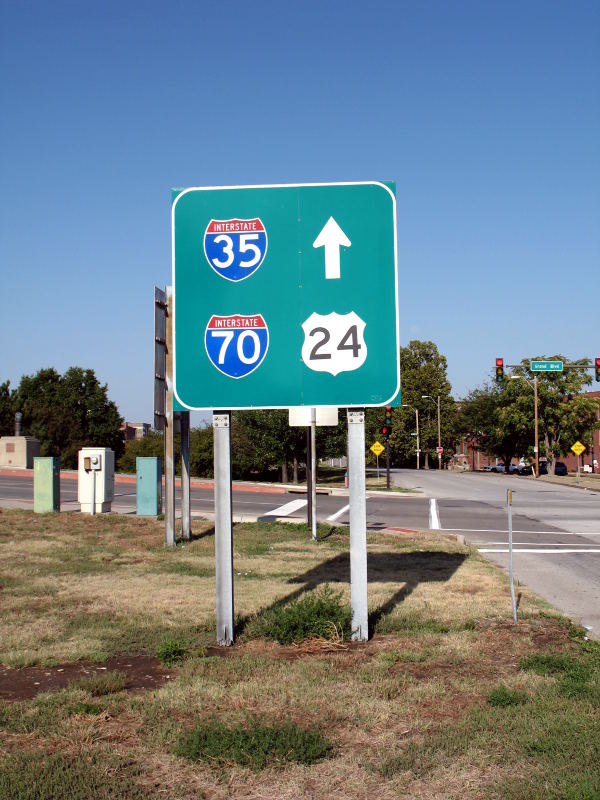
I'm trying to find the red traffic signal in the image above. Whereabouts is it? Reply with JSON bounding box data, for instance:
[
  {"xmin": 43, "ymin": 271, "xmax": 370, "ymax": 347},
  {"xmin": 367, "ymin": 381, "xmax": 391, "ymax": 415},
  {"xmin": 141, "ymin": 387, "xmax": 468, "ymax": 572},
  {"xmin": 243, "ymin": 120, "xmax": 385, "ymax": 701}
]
[
  {"xmin": 381, "ymin": 425, "xmax": 391, "ymax": 438},
  {"xmin": 495, "ymin": 357, "xmax": 504, "ymax": 383},
  {"xmin": 595, "ymin": 357, "xmax": 600, "ymax": 382}
]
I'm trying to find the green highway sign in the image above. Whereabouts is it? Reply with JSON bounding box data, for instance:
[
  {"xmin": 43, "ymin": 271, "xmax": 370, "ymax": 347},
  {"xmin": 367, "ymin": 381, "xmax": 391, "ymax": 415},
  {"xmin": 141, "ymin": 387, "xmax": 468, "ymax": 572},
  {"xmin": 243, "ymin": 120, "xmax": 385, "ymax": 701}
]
[
  {"xmin": 530, "ymin": 360, "xmax": 564, "ymax": 373},
  {"xmin": 172, "ymin": 182, "xmax": 399, "ymax": 410}
]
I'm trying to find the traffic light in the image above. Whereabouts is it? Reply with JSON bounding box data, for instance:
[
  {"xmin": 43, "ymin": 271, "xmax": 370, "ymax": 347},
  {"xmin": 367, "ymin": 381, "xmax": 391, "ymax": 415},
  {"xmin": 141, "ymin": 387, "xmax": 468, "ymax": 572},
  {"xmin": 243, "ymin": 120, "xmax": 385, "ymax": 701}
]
[
  {"xmin": 381, "ymin": 406, "xmax": 393, "ymax": 438},
  {"xmin": 495, "ymin": 357, "xmax": 504, "ymax": 383},
  {"xmin": 595, "ymin": 357, "xmax": 600, "ymax": 382}
]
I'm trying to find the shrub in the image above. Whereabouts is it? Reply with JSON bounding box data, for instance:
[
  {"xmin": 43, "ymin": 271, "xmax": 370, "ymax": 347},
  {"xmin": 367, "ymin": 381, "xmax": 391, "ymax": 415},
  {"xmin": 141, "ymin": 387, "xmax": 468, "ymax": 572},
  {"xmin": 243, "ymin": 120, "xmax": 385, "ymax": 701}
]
[
  {"xmin": 156, "ymin": 637, "xmax": 188, "ymax": 665},
  {"xmin": 487, "ymin": 684, "xmax": 528, "ymax": 707},
  {"xmin": 246, "ymin": 586, "xmax": 352, "ymax": 644},
  {"xmin": 68, "ymin": 671, "xmax": 127, "ymax": 696}
]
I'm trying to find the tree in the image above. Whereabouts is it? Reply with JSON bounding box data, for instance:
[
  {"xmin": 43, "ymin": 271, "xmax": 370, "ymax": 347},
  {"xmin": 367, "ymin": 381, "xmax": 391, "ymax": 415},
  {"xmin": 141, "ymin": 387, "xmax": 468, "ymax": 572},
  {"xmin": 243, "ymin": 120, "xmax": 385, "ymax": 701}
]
[
  {"xmin": 511, "ymin": 357, "xmax": 599, "ymax": 467},
  {"xmin": 15, "ymin": 366, "xmax": 124, "ymax": 468},
  {"xmin": 459, "ymin": 356, "xmax": 600, "ymax": 470},
  {"xmin": 377, "ymin": 341, "xmax": 457, "ymax": 468},
  {"xmin": 232, "ymin": 410, "xmax": 307, "ymax": 482},
  {"xmin": 0, "ymin": 380, "xmax": 15, "ymax": 436},
  {"xmin": 458, "ymin": 382, "xmax": 529, "ymax": 469}
]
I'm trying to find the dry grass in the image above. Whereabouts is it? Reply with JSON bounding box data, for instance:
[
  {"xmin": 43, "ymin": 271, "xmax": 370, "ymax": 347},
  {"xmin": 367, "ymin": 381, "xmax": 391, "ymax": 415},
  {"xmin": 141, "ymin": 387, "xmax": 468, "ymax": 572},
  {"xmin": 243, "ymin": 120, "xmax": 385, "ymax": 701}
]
[{"xmin": 1, "ymin": 509, "xmax": 597, "ymax": 799}]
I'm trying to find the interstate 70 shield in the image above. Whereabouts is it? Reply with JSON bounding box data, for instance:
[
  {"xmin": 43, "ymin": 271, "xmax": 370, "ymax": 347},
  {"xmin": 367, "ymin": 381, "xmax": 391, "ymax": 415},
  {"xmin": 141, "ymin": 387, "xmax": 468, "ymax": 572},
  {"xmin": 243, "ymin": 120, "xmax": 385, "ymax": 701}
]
[{"xmin": 204, "ymin": 314, "xmax": 269, "ymax": 379}]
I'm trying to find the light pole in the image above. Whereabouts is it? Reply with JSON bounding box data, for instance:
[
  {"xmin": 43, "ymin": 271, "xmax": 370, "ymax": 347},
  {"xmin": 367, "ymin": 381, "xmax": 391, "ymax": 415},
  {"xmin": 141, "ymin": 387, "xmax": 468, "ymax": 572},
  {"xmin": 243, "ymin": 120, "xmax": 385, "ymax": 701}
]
[
  {"xmin": 401, "ymin": 404, "xmax": 420, "ymax": 470},
  {"xmin": 422, "ymin": 395, "xmax": 441, "ymax": 470},
  {"xmin": 510, "ymin": 374, "xmax": 539, "ymax": 478}
]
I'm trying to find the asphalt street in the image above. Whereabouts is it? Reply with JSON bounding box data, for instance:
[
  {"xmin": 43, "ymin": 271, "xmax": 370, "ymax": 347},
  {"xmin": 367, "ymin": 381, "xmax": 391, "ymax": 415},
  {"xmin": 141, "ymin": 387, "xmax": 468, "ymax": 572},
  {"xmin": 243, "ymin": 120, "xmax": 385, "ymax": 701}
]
[{"xmin": 1, "ymin": 468, "xmax": 599, "ymax": 637}]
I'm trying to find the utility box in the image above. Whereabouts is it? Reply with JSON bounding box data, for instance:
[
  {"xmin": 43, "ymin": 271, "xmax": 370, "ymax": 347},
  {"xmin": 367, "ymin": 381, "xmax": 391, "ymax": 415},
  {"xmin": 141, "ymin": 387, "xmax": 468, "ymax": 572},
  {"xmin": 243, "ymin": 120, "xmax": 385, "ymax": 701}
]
[
  {"xmin": 136, "ymin": 457, "xmax": 162, "ymax": 516},
  {"xmin": 33, "ymin": 457, "xmax": 60, "ymax": 512},
  {"xmin": 78, "ymin": 448, "xmax": 114, "ymax": 513},
  {"xmin": 0, "ymin": 436, "xmax": 41, "ymax": 468}
]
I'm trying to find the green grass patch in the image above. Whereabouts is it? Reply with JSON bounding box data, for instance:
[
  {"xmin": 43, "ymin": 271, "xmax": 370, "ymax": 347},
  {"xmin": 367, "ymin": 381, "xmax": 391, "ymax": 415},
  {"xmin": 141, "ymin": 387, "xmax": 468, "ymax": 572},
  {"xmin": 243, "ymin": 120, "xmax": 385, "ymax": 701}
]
[
  {"xmin": 0, "ymin": 749, "xmax": 158, "ymax": 800},
  {"xmin": 68, "ymin": 701, "xmax": 102, "ymax": 715},
  {"xmin": 155, "ymin": 637, "xmax": 188, "ymax": 665},
  {"xmin": 487, "ymin": 684, "xmax": 528, "ymax": 707},
  {"xmin": 174, "ymin": 715, "xmax": 332, "ymax": 770},
  {"xmin": 68, "ymin": 670, "xmax": 127, "ymax": 696},
  {"xmin": 244, "ymin": 585, "xmax": 352, "ymax": 644},
  {"xmin": 156, "ymin": 562, "xmax": 214, "ymax": 578}
]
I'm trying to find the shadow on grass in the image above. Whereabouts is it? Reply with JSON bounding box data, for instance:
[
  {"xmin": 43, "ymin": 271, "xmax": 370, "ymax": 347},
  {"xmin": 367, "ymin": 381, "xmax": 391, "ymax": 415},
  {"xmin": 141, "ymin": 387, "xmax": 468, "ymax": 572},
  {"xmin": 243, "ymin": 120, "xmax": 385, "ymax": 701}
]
[{"xmin": 236, "ymin": 550, "xmax": 466, "ymax": 638}]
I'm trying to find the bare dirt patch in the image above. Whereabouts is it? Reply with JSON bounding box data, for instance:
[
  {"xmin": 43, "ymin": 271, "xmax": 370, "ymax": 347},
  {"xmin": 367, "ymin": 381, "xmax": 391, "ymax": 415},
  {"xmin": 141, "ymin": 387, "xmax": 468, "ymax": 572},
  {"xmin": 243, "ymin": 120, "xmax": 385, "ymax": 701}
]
[{"xmin": 0, "ymin": 655, "xmax": 174, "ymax": 701}]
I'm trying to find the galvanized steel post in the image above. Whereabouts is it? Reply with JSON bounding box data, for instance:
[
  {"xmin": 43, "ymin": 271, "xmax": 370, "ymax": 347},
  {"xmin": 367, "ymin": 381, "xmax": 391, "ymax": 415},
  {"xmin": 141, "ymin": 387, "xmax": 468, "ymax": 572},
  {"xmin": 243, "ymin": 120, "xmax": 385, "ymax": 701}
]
[
  {"xmin": 180, "ymin": 410, "xmax": 191, "ymax": 540},
  {"xmin": 347, "ymin": 408, "xmax": 369, "ymax": 641},
  {"xmin": 214, "ymin": 411, "xmax": 234, "ymax": 645},
  {"xmin": 164, "ymin": 286, "xmax": 176, "ymax": 547}
]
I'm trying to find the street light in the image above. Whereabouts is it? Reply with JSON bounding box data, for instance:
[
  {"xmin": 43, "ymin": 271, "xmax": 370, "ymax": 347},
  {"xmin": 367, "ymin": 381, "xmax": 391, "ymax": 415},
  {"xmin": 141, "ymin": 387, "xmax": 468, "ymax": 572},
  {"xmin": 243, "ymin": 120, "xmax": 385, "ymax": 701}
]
[
  {"xmin": 511, "ymin": 374, "xmax": 539, "ymax": 478},
  {"xmin": 401, "ymin": 404, "xmax": 420, "ymax": 470},
  {"xmin": 422, "ymin": 395, "xmax": 442, "ymax": 470}
]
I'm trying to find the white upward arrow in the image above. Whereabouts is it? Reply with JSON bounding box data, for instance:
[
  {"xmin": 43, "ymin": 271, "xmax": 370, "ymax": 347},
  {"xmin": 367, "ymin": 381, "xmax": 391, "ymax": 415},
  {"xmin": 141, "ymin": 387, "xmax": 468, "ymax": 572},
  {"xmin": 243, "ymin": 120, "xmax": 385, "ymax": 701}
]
[{"xmin": 312, "ymin": 217, "xmax": 351, "ymax": 279}]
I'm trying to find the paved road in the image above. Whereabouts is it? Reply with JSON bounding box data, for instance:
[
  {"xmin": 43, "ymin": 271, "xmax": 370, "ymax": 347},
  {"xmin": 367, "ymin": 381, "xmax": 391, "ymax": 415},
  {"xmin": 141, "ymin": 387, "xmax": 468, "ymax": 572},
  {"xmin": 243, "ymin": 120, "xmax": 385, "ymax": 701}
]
[
  {"xmin": 2, "ymin": 468, "xmax": 599, "ymax": 636},
  {"xmin": 392, "ymin": 469, "xmax": 600, "ymax": 636}
]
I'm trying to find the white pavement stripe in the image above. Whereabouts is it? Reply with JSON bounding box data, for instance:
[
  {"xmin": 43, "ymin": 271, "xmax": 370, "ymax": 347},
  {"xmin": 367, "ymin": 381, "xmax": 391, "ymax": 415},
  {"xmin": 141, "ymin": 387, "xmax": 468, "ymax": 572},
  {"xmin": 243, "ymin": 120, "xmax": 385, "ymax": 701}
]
[
  {"xmin": 443, "ymin": 528, "xmax": 600, "ymax": 535},
  {"xmin": 474, "ymin": 541, "xmax": 600, "ymax": 547},
  {"xmin": 327, "ymin": 504, "xmax": 350, "ymax": 522},
  {"xmin": 263, "ymin": 499, "xmax": 308, "ymax": 517},
  {"xmin": 478, "ymin": 548, "xmax": 600, "ymax": 554},
  {"xmin": 429, "ymin": 498, "xmax": 441, "ymax": 529}
]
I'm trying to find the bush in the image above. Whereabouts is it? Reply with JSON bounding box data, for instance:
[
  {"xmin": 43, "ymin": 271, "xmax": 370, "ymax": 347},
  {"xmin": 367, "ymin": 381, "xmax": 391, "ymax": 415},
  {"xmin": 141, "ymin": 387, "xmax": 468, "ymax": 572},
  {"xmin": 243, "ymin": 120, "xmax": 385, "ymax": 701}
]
[
  {"xmin": 156, "ymin": 637, "xmax": 188, "ymax": 665},
  {"xmin": 175, "ymin": 716, "xmax": 332, "ymax": 770},
  {"xmin": 246, "ymin": 586, "xmax": 352, "ymax": 644},
  {"xmin": 487, "ymin": 684, "xmax": 528, "ymax": 707}
]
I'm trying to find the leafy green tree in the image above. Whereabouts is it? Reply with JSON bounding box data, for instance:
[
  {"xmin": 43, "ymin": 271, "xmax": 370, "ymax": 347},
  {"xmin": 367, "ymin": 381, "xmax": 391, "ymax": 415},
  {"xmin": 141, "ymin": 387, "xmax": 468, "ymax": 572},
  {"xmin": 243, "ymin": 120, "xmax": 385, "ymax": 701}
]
[
  {"xmin": 231, "ymin": 410, "xmax": 307, "ymax": 482},
  {"xmin": 118, "ymin": 430, "xmax": 166, "ymax": 474},
  {"xmin": 511, "ymin": 357, "xmax": 599, "ymax": 467},
  {"xmin": 15, "ymin": 367, "xmax": 124, "ymax": 468},
  {"xmin": 458, "ymin": 382, "xmax": 529, "ymax": 470},
  {"xmin": 459, "ymin": 356, "xmax": 600, "ymax": 470},
  {"xmin": 376, "ymin": 340, "xmax": 457, "ymax": 468},
  {"xmin": 189, "ymin": 425, "xmax": 213, "ymax": 477},
  {"xmin": 0, "ymin": 380, "xmax": 15, "ymax": 436}
]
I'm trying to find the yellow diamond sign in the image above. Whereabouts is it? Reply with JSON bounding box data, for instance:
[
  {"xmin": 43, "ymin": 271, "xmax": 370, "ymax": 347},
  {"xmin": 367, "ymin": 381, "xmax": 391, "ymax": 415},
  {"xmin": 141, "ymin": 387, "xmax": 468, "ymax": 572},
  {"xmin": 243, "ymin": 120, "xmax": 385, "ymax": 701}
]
[
  {"xmin": 571, "ymin": 441, "xmax": 586, "ymax": 456},
  {"xmin": 371, "ymin": 441, "xmax": 385, "ymax": 457}
]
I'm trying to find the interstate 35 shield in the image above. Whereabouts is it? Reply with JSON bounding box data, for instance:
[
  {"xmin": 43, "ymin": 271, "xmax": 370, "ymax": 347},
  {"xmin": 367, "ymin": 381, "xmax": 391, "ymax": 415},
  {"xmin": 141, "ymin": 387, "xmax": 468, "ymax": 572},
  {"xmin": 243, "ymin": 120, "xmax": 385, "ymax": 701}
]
[{"xmin": 204, "ymin": 218, "xmax": 268, "ymax": 282}]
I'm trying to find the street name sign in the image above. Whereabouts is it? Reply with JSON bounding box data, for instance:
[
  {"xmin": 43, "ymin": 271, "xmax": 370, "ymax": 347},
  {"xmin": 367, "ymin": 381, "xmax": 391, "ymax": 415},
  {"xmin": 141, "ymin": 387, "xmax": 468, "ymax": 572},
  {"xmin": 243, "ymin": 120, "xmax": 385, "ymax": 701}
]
[
  {"xmin": 571, "ymin": 441, "xmax": 586, "ymax": 456},
  {"xmin": 530, "ymin": 360, "xmax": 564, "ymax": 373},
  {"xmin": 172, "ymin": 182, "xmax": 399, "ymax": 410},
  {"xmin": 370, "ymin": 441, "xmax": 385, "ymax": 457}
]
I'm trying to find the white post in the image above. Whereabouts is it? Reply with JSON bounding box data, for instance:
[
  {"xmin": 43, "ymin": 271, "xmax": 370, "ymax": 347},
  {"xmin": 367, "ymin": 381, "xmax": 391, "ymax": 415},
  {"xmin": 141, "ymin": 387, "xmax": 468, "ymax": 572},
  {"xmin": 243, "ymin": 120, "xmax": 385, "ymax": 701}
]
[
  {"xmin": 347, "ymin": 408, "xmax": 368, "ymax": 641},
  {"xmin": 214, "ymin": 412, "xmax": 234, "ymax": 645},
  {"xmin": 311, "ymin": 408, "xmax": 317, "ymax": 541},
  {"xmin": 507, "ymin": 488, "xmax": 517, "ymax": 624},
  {"xmin": 164, "ymin": 286, "xmax": 176, "ymax": 547},
  {"xmin": 181, "ymin": 411, "xmax": 191, "ymax": 540}
]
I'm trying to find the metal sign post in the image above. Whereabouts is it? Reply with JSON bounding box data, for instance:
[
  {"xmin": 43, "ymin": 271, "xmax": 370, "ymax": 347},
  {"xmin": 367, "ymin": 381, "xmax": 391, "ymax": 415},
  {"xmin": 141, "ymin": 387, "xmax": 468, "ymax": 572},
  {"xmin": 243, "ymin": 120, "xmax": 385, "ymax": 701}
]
[
  {"xmin": 507, "ymin": 488, "xmax": 517, "ymax": 625},
  {"xmin": 214, "ymin": 412, "xmax": 234, "ymax": 645},
  {"xmin": 164, "ymin": 286, "xmax": 176, "ymax": 547},
  {"xmin": 347, "ymin": 409, "xmax": 368, "ymax": 641},
  {"xmin": 310, "ymin": 408, "xmax": 317, "ymax": 542},
  {"xmin": 180, "ymin": 410, "xmax": 191, "ymax": 540}
]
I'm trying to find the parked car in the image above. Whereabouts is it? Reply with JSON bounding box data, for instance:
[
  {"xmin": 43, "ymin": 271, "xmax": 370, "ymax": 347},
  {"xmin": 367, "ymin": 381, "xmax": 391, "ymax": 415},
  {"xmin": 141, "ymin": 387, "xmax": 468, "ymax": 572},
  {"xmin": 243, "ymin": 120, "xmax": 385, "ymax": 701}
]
[
  {"xmin": 554, "ymin": 462, "xmax": 568, "ymax": 476},
  {"xmin": 484, "ymin": 464, "xmax": 504, "ymax": 473},
  {"xmin": 538, "ymin": 462, "xmax": 548, "ymax": 476},
  {"xmin": 518, "ymin": 465, "xmax": 533, "ymax": 476}
]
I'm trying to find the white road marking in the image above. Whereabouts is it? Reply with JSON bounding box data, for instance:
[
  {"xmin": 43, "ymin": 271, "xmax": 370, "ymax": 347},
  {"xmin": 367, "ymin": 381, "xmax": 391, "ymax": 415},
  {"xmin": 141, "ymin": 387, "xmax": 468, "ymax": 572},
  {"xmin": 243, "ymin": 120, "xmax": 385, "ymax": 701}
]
[
  {"xmin": 478, "ymin": 548, "xmax": 600, "ymax": 554},
  {"xmin": 429, "ymin": 498, "xmax": 441, "ymax": 529},
  {"xmin": 327, "ymin": 504, "xmax": 350, "ymax": 522},
  {"xmin": 263, "ymin": 499, "xmax": 308, "ymax": 517},
  {"xmin": 443, "ymin": 528, "xmax": 600, "ymax": 535},
  {"xmin": 474, "ymin": 541, "xmax": 600, "ymax": 547}
]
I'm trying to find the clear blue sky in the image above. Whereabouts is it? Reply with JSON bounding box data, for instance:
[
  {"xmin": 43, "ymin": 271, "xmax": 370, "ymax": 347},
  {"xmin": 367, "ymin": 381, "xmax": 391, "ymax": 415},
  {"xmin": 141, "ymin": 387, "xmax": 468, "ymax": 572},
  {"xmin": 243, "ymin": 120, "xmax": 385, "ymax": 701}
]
[{"xmin": 1, "ymin": 0, "xmax": 598, "ymax": 423}]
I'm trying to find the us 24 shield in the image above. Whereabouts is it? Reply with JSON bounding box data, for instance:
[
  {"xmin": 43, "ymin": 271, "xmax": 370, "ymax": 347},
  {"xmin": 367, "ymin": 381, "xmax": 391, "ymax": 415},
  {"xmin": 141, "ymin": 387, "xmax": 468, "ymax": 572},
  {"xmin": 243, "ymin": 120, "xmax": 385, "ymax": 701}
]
[
  {"xmin": 205, "ymin": 314, "xmax": 269, "ymax": 378},
  {"xmin": 204, "ymin": 218, "xmax": 267, "ymax": 282}
]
